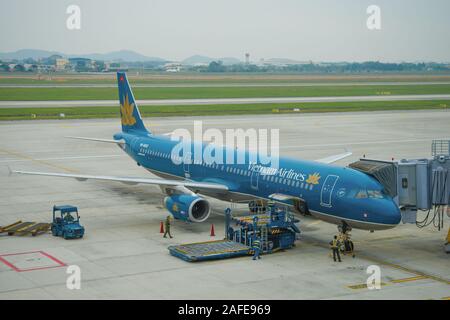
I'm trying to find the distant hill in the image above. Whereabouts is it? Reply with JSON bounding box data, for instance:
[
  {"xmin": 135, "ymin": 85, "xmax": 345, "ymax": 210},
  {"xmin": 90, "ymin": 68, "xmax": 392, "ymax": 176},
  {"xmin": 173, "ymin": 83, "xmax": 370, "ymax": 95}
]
[
  {"xmin": 0, "ymin": 49, "xmax": 165, "ymax": 62},
  {"xmin": 220, "ymin": 57, "xmax": 242, "ymax": 65},
  {"xmin": 0, "ymin": 49, "xmax": 62, "ymax": 60},
  {"xmin": 182, "ymin": 55, "xmax": 214, "ymax": 65},
  {"xmin": 182, "ymin": 55, "xmax": 242, "ymax": 65},
  {"xmin": 71, "ymin": 50, "xmax": 166, "ymax": 62},
  {"xmin": 0, "ymin": 49, "xmax": 318, "ymax": 66}
]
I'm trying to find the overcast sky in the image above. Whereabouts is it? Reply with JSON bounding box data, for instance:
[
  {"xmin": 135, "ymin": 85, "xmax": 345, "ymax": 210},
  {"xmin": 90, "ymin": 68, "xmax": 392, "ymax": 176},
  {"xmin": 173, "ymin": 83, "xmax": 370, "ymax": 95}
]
[{"xmin": 1, "ymin": 0, "xmax": 450, "ymax": 62}]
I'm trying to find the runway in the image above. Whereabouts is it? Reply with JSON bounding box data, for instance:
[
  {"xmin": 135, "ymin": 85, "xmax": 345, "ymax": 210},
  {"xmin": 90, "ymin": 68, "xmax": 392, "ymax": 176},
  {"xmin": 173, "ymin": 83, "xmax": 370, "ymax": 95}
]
[
  {"xmin": 2, "ymin": 81, "xmax": 450, "ymax": 88},
  {"xmin": 0, "ymin": 110, "xmax": 449, "ymax": 299},
  {"xmin": 2, "ymin": 94, "xmax": 450, "ymax": 108}
]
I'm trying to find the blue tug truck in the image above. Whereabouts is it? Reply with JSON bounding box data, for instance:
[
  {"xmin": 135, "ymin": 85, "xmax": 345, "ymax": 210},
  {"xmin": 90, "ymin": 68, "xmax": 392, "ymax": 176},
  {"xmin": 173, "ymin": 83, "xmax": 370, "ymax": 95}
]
[{"xmin": 51, "ymin": 205, "xmax": 85, "ymax": 239}]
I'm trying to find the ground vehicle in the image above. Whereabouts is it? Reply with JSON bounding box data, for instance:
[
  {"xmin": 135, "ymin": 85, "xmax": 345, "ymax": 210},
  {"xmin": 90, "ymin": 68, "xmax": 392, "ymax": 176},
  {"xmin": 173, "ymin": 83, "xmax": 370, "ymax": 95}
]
[{"xmin": 51, "ymin": 205, "xmax": 85, "ymax": 239}]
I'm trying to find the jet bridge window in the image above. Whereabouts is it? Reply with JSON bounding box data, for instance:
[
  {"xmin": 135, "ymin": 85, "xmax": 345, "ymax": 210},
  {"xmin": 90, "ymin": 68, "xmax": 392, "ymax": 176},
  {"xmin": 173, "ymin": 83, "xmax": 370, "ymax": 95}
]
[{"xmin": 401, "ymin": 177, "xmax": 408, "ymax": 189}]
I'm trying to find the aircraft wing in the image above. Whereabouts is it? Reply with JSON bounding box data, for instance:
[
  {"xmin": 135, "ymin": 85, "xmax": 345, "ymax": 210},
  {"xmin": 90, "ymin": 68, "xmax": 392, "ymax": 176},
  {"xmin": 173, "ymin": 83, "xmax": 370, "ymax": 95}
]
[
  {"xmin": 315, "ymin": 151, "xmax": 352, "ymax": 164},
  {"xmin": 11, "ymin": 170, "xmax": 229, "ymax": 191},
  {"xmin": 65, "ymin": 136, "xmax": 125, "ymax": 145}
]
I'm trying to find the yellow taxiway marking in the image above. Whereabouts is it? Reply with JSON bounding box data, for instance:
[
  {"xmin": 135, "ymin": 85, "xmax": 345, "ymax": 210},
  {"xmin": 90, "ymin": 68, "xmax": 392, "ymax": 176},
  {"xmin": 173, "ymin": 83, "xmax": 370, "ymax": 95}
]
[
  {"xmin": 301, "ymin": 237, "xmax": 450, "ymax": 287},
  {"xmin": 390, "ymin": 275, "xmax": 429, "ymax": 284},
  {"xmin": 0, "ymin": 147, "xmax": 78, "ymax": 173},
  {"xmin": 357, "ymin": 254, "xmax": 450, "ymax": 286},
  {"xmin": 347, "ymin": 282, "xmax": 388, "ymax": 290}
]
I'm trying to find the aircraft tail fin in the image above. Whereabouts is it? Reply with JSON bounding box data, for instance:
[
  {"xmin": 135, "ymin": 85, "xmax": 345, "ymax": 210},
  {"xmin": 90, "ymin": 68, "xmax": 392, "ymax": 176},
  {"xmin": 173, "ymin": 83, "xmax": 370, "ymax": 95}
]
[{"xmin": 117, "ymin": 72, "xmax": 150, "ymax": 134}]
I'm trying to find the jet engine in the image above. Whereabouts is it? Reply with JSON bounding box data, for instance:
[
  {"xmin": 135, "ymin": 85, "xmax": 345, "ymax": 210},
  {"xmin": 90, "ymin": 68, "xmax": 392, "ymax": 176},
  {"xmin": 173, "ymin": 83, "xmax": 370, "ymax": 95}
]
[{"xmin": 164, "ymin": 194, "xmax": 211, "ymax": 223}]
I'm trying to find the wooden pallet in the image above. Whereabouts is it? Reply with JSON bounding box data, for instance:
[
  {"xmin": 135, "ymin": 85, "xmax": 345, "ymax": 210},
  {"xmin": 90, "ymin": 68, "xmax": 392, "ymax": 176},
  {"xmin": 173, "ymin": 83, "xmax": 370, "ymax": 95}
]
[{"xmin": 0, "ymin": 221, "xmax": 50, "ymax": 236}]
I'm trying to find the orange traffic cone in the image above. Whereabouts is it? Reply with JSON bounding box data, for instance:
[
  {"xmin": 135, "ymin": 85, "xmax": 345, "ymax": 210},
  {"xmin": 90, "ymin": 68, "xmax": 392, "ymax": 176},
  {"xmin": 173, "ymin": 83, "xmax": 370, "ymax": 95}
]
[
  {"xmin": 210, "ymin": 224, "xmax": 215, "ymax": 237},
  {"xmin": 160, "ymin": 221, "xmax": 164, "ymax": 233}
]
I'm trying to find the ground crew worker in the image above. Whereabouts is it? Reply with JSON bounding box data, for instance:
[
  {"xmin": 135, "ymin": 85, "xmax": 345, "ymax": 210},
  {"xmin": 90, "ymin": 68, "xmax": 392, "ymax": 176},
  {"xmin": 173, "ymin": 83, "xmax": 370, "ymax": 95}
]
[
  {"xmin": 64, "ymin": 213, "xmax": 74, "ymax": 222},
  {"xmin": 329, "ymin": 235, "xmax": 341, "ymax": 262},
  {"xmin": 252, "ymin": 238, "xmax": 261, "ymax": 260},
  {"xmin": 163, "ymin": 216, "xmax": 173, "ymax": 238},
  {"xmin": 267, "ymin": 200, "xmax": 275, "ymax": 212}
]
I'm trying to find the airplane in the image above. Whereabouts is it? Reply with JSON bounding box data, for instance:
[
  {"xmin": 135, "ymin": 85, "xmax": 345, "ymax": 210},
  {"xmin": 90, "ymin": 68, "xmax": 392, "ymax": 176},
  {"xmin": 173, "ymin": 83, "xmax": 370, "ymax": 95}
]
[{"xmin": 13, "ymin": 72, "xmax": 401, "ymax": 231}]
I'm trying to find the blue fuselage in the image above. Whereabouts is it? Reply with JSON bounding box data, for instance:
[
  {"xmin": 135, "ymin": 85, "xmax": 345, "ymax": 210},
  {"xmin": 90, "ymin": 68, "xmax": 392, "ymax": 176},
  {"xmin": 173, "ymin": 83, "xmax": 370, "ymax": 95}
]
[{"xmin": 115, "ymin": 131, "xmax": 401, "ymax": 231}]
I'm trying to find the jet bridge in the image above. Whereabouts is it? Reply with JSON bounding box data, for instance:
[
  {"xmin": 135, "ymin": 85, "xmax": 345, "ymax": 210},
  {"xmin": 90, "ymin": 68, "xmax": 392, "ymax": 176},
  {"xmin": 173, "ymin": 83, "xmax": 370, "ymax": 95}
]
[{"xmin": 349, "ymin": 140, "xmax": 450, "ymax": 227}]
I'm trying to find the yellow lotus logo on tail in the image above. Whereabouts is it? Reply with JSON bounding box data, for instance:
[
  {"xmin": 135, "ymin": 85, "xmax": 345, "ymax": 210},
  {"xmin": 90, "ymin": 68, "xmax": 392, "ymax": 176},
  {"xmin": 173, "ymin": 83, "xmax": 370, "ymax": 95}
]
[
  {"xmin": 120, "ymin": 94, "xmax": 136, "ymax": 126},
  {"xmin": 306, "ymin": 172, "xmax": 321, "ymax": 185}
]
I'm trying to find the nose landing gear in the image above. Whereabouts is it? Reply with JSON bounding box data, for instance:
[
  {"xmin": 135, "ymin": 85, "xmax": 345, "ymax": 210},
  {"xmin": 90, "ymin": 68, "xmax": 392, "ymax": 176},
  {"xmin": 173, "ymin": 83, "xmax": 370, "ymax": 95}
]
[{"xmin": 337, "ymin": 221, "xmax": 356, "ymax": 258}]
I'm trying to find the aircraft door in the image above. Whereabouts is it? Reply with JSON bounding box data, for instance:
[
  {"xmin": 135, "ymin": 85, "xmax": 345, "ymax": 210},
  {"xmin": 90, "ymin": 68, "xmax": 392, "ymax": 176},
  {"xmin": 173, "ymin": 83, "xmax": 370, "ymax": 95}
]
[
  {"xmin": 320, "ymin": 175, "xmax": 339, "ymax": 207},
  {"xmin": 250, "ymin": 167, "xmax": 260, "ymax": 190},
  {"xmin": 183, "ymin": 152, "xmax": 191, "ymax": 178}
]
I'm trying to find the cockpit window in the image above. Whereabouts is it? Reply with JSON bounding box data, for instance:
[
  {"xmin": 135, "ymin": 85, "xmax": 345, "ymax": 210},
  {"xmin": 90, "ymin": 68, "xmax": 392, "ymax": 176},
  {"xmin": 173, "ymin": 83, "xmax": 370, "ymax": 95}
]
[
  {"xmin": 355, "ymin": 189, "xmax": 368, "ymax": 198},
  {"xmin": 367, "ymin": 190, "xmax": 384, "ymax": 199},
  {"xmin": 355, "ymin": 189, "xmax": 385, "ymax": 199}
]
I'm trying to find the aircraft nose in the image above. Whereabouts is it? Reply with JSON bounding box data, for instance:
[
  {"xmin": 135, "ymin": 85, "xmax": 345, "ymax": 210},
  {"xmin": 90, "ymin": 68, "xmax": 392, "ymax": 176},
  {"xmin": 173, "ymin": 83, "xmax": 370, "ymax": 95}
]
[
  {"xmin": 363, "ymin": 198, "xmax": 401, "ymax": 227},
  {"xmin": 382, "ymin": 199, "xmax": 401, "ymax": 225}
]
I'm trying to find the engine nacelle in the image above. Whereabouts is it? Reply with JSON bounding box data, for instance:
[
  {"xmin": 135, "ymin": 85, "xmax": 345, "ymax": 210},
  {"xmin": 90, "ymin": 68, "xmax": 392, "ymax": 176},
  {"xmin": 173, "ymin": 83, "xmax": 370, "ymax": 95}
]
[{"xmin": 164, "ymin": 194, "xmax": 211, "ymax": 223}]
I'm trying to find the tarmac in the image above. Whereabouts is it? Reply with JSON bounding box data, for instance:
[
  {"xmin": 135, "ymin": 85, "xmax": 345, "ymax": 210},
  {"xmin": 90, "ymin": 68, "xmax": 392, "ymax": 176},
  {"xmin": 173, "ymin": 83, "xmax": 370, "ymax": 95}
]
[{"xmin": 0, "ymin": 110, "xmax": 449, "ymax": 299}]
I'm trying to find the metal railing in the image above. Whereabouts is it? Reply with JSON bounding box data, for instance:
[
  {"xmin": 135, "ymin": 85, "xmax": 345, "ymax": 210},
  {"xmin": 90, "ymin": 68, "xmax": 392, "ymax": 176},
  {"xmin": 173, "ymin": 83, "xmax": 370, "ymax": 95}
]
[{"xmin": 432, "ymin": 140, "xmax": 450, "ymax": 157}]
